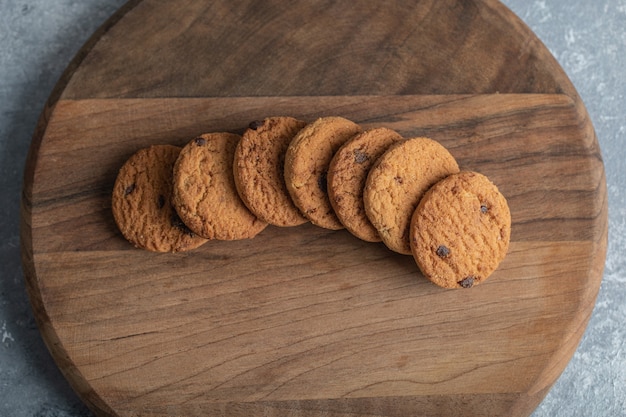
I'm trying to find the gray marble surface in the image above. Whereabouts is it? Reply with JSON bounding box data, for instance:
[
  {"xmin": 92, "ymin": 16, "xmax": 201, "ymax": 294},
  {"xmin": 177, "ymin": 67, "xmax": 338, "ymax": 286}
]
[{"xmin": 1, "ymin": 1, "xmax": 624, "ymax": 416}]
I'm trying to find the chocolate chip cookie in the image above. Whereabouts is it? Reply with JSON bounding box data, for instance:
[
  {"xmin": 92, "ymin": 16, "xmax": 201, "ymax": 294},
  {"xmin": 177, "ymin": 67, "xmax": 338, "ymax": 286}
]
[
  {"xmin": 172, "ymin": 133, "xmax": 267, "ymax": 240},
  {"xmin": 111, "ymin": 144, "xmax": 208, "ymax": 252},
  {"xmin": 284, "ymin": 116, "xmax": 362, "ymax": 230},
  {"xmin": 364, "ymin": 137, "xmax": 459, "ymax": 254},
  {"xmin": 410, "ymin": 171, "xmax": 511, "ymax": 289},
  {"xmin": 328, "ymin": 127, "xmax": 403, "ymax": 242},
  {"xmin": 233, "ymin": 117, "xmax": 308, "ymax": 227}
]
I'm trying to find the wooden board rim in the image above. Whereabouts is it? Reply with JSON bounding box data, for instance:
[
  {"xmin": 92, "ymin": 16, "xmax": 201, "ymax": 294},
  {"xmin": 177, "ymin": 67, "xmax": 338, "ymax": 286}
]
[{"xmin": 20, "ymin": 0, "xmax": 608, "ymax": 416}]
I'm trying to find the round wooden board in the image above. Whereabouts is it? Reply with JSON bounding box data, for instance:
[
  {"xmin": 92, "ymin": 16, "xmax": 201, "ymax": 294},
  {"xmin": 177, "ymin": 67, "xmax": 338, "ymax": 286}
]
[{"xmin": 21, "ymin": 1, "xmax": 608, "ymax": 416}]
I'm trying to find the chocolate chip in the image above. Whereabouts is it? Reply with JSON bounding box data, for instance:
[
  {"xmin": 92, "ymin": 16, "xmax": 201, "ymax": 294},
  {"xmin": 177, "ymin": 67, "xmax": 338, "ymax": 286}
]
[
  {"xmin": 318, "ymin": 171, "xmax": 328, "ymax": 193},
  {"xmin": 124, "ymin": 183, "xmax": 136, "ymax": 196},
  {"xmin": 194, "ymin": 137, "xmax": 207, "ymax": 146},
  {"xmin": 157, "ymin": 194, "xmax": 166, "ymax": 209},
  {"xmin": 171, "ymin": 214, "xmax": 185, "ymax": 229},
  {"xmin": 458, "ymin": 276, "xmax": 475, "ymax": 288},
  {"xmin": 480, "ymin": 205, "xmax": 489, "ymax": 214},
  {"xmin": 436, "ymin": 245, "xmax": 450, "ymax": 258},
  {"xmin": 171, "ymin": 214, "xmax": 195, "ymax": 236},
  {"xmin": 248, "ymin": 120, "xmax": 264, "ymax": 130},
  {"xmin": 354, "ymin": 149, "xmax": 369, "ymax": 164}
]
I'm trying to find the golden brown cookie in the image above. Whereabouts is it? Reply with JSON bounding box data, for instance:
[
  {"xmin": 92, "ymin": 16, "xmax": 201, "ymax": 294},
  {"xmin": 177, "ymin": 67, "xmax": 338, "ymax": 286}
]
[
  {"xmin": 284, "ymin": 116, "xmax": 362, "ymax": 230},
  {"xmin": 233, "ymin": 117, "xmax": 308, "ymax": 227},
  {"xmin": 172, "ymin": 133, "xmax": 268, "ymax": 240},
  {"xmin": 410, "ymin": 171, "xmax": 511, "ymax": 289},
  {"xmin": 363, "ymin": 137, "xmax": 459, "ymax": 255},
  {"xmin": 111, "ymin": 145, "xmax": 208, "ymax": 252},
  {"xmin": 327, "ymin": 127, "xmax": 403, "ymax": 242}
]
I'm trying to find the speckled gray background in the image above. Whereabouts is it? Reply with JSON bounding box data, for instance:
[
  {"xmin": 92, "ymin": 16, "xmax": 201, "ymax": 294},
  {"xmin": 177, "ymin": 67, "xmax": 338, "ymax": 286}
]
[{"xmin": 1, "ymin": 1, "xmax": 624, "ymax": 416}]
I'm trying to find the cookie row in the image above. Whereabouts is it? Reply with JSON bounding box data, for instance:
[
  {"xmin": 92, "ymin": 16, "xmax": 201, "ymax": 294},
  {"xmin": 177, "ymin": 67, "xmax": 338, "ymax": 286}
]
[{"xmin": 111, "ymin": 116, "xmax": 510, "ymax": 289}]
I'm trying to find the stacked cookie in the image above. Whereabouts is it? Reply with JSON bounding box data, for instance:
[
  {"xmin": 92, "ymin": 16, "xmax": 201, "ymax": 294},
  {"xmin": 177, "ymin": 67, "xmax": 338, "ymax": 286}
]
[{"xmin": 112, "ymin": 116, "xmax": 511, "ymax": 289}]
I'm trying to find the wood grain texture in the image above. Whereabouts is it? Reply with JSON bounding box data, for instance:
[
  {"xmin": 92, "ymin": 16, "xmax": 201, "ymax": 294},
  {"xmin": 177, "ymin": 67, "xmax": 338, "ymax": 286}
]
[
  {"xmin": 21, "ymin": 1, "xmax": 607, "ymax": 416},
  {"xmin": 62, "ymin": 0, "xmax": 571, "ymax": 99}
]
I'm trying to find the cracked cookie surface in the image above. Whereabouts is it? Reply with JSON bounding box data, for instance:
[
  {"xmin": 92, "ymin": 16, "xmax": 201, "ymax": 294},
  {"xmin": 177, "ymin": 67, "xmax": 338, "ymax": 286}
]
[
  {"xmin": 284, "ymin": 116, "xmax": 362, "ymax": 230},
  {"xmin": 410, "ymin": 171, "xmax": 511, "ymax": 289},
  {"xmin": 234, "ymin": 117, "xmax": 308, "ymax": 227},
  {"xmin": 328, "ymin": 127, "xmax": 403, "ymax": 242},
  {"xmin": 172, "ymin": 133, "xmax": 267, "ymax": 240},
  {"xmin": 112, "ymin": 144, "xmax": 208, "ymax": 252},
  {"xmin": 364, "ymin": 137, "xmax": 459, "ymax": 254}
]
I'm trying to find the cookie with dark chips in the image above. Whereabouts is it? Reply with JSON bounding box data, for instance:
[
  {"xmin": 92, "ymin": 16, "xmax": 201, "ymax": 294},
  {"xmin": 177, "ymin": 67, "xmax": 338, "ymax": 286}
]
[
  {"xmin": 328, "ymin": 127, "xmax": 403, "ymax": 242},
  {"xmin": 410, "ymin": 171, "xmax": 511, "ymax": 289},
  {"xmin": 111, "ymin": 144, "xmax": 208, "ymax": 252},
  {"xmin": 364, "ymin": 137, "xmax": 460, "ymax": 254},
  {"xmin": 172, "ymin": 133, "xmax": 267, "ymax": 240},
  {"xmin": 284, "ymin": 116, "xmax": 362, "ymax": 230},
  {"xmin": 234, "ymin": 117, "xmax": 308, "ymax": 227}
]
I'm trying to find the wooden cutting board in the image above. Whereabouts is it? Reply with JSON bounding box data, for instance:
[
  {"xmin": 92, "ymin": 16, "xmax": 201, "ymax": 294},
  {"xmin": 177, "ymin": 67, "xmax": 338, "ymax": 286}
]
[{"xmin": 21, "ymin": 0, "xmax": 608, "ymax": 416}]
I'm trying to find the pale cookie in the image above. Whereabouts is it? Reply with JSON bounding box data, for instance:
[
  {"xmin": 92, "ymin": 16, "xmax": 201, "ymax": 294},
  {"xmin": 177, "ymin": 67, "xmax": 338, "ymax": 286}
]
[
  {"xmin": 364, "ymin": 137, "xmax": 459, "ymax": 255},
  {"xmin": 410, "ymin": 171, "xmax": 511, "ymax": 289},
  {"xmin": 328, "ymin": 127, "xmax": 403, "ymax": 242},
  {"xmin": 234, "ymin": 117, "xmax": 308, "ymax": 227},
  {"xmin": 111, "ymin": 145, "xmax": 208, "ymax": 252},
  {"xmin": 172, "ymin": 133, "xmax": 267, "ymax": 240},
  {"xmin": 284, "ymin": 116, "xmax": 362, "ymax": 230}
]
